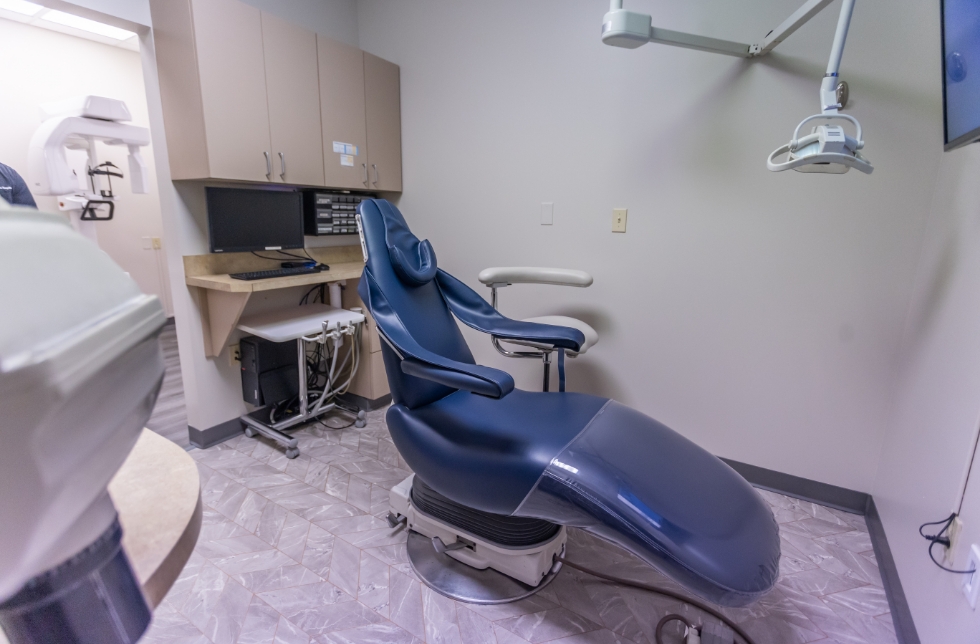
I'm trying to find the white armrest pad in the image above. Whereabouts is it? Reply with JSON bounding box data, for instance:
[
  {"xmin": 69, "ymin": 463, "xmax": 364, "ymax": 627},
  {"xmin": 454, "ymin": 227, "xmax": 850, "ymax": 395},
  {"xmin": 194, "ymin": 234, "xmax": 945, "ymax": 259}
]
[{"xmin": 478, "ymin": 267, "xmax": 593, "ymax": 287}]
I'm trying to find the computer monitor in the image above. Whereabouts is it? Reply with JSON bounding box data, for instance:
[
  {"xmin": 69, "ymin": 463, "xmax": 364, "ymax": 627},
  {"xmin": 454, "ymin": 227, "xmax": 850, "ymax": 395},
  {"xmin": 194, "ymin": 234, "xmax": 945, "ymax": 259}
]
[
  {"xmin": 206, "ymin": 187, "xmax": 305, "ymax": 253},
  {"xmin": 942, "ymin": 0, "xmax": 980, "ymax": 150}
]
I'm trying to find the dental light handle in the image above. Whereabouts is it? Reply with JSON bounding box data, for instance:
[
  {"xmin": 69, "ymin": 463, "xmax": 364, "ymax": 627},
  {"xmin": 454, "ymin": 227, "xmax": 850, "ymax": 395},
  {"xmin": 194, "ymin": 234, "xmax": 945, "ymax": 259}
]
[
  {"xmin": 822, "ymin": 0, "xmax": 856, "ymax": 113},
  {"xmin": 791, "ymin": 113, "xmax": 863, "ymax": 151}
]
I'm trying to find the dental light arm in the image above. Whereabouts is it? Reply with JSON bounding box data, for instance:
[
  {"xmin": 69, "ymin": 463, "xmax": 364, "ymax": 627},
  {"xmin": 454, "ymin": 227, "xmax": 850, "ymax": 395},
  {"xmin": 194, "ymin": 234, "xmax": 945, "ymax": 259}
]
[
  {"xmin": 821, "ymin": 0, "xmax": 856, "ymax": 113},
  {"xmin": 601, "ymin": 0, "xmax": 752, "ymax": 57}
]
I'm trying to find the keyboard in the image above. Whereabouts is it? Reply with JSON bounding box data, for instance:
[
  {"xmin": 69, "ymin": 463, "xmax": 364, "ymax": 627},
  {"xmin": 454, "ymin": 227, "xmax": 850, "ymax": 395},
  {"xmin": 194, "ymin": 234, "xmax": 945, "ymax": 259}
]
[{"xmin": 230, "ymin": 266, "xmax": 323, "ymax": 281}]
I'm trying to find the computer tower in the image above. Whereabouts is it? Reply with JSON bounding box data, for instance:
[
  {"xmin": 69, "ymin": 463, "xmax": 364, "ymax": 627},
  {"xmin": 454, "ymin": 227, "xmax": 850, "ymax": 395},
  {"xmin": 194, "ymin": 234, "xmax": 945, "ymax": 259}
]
[{"xmin": 240, "ymin": 336, "xmax": 299, "ymax": 406}]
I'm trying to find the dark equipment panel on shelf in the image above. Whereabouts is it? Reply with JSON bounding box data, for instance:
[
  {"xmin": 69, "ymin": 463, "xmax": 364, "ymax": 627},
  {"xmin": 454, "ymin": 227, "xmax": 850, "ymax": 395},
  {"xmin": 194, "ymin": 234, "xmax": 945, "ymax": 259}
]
[{"xmin": 303, "ymin": 191, "xmax": 373, "ymax": 236}]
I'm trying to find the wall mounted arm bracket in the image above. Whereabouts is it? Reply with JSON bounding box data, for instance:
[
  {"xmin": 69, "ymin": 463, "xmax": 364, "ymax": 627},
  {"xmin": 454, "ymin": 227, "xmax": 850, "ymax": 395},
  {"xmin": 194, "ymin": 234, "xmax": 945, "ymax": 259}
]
[{"xmin": 601, "ymin": 0, "xmax": 837, "ymax": 59}]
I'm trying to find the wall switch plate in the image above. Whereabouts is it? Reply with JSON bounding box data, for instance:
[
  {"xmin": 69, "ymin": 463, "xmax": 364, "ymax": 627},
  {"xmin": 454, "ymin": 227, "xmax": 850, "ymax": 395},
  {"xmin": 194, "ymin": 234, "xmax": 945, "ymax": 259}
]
[
  {"xmin": 964, "ymin": 544, "xmax": 980, "ymax": 609},
  {"xmin": 946, "ymin": 516, "xmax": 964, "ymax": 565},
  {"xmin": 541, "ymin": 202, "xmax": 554, "ymax": 225},
  {"xmin": 228, "ymin": 343, "xmax": 241, "ymax": 368},
  {"xmin": 141, "ymin": 236, "xmax": 152, "ymax": 250},
  {"xmin": 612, "ymin": 208, "xmax": 628, "ymax": 233}
]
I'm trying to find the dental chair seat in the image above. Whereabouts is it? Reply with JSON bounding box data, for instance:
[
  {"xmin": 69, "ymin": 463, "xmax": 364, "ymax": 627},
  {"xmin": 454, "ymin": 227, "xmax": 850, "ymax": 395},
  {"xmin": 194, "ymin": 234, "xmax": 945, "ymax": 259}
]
[
  {"xmin": 505, "ymin": 315, "xmax": 598, "ymax": 356},
  {"xmin": 355, "ymin": 198, "xmax": 779, "ymax": 607}
]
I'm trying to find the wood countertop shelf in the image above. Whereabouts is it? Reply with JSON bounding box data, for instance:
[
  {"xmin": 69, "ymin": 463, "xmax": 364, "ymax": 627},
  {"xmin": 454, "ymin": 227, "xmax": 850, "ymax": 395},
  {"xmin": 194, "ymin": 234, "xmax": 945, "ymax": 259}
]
[{"xmin": 183, "ymin": 246, "xmax": 365, "ymax": 358}]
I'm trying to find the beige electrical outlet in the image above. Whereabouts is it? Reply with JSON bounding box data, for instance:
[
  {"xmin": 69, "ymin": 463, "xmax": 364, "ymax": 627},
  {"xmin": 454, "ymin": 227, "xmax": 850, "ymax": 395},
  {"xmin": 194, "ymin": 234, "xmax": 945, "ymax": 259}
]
[
  {"xmin": 228, "ymin": 343, "xmax": 241, "ymax": 367},
  {"xmin": 612, "ymin": 208, "xmax": 628, "ymax": 233},
  {"xmin": 151, "ymin": 237, "xmax": 162, "ymax": 250}
]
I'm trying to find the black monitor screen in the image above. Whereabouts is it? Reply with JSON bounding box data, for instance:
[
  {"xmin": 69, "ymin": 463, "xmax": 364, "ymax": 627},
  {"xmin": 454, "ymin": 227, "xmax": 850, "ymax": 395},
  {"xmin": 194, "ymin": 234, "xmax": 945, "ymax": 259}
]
[
  {"xmin": 943, "ymin": 0, "xmax": 980, "ymax": 150},
  {"xmin": 206, "ymin": 187, "xmax": 304, "ymax": 253}
]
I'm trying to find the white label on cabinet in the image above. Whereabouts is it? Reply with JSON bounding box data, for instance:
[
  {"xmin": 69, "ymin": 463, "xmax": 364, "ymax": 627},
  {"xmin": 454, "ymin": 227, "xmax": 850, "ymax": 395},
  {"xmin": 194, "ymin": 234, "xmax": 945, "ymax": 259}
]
[
  {"xmin": 333, "ymin": 142, "xmax": 359, "ymax": 156},
  {"xmin": 340, "ymin": 154, "xmax": 354, "ymax": 166}
]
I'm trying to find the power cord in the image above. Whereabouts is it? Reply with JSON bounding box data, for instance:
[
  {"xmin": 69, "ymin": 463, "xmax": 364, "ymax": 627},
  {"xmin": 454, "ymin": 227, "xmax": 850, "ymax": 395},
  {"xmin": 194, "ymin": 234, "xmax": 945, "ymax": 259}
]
[
  {"xmin": 919, "ymin": 513, "xmax": 977, "ymax": 574},
  {"xmin": 555, "ymin": 557, "xmax": 753, "ymax": 644}
]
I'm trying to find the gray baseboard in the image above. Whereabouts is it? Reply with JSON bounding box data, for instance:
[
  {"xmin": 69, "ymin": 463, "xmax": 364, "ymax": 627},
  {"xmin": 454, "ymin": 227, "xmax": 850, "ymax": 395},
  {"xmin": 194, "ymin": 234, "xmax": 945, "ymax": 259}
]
[
  {"xmin": 866, "ymin": 499, "xmax": 920, "ymax": 644},
  {"xmin": 722, "ymin": 458, "xmax": 919, "ymax": 644},
  {"xmin": 188, "ymin": 417, "xmax": 244, "ymax": 449},
  {"xmin": 338, "ymin": 392, "xmax": 391, "ymax": 412},
  {"xmin": 720, "ymin": 458, "xmax": 870, "ymax": 514}
]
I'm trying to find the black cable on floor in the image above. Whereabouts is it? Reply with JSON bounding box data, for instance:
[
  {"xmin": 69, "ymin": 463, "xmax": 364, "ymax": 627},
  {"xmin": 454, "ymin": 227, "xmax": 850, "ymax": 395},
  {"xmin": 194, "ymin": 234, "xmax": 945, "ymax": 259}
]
[
  {"xmin": 656, "ymin": 614, "xmax": 695, "ymax": 644},
  {"xmin": 556, "ymin": 557, "xmax": 756, "ymax": 644}
]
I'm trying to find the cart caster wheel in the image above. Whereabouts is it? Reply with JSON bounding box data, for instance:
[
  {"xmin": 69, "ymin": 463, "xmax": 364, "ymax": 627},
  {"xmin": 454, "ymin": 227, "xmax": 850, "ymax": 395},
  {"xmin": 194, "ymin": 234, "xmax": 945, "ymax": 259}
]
[
  {"xmin": 285, "ymin": 447, "xmax": 300, "ymax": 460},
  {"xmin": 355, "ymin": 410, "xmax": 366, "ymax": 428},
  {"xmin": 244, "ymin": 427, "xmax": 256, "ymax": 438}
]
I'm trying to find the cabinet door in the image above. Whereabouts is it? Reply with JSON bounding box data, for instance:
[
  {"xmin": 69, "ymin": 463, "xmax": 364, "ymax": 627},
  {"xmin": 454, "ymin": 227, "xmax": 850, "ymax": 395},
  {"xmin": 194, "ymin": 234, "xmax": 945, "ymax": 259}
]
[
  {"xmin": 262, "ymin": 12, "xmax": 325, "ymax": 186},
  {"xmin": 317, "ymin": 36, "xmax": 369, "ymax": 190},
  {"xmin": 364, "ymin": 53, "xmax": 402, "ymax": 192},
  {"xmin": 192, "ymin": 0, "xmax": 272, "ymax": 182}
]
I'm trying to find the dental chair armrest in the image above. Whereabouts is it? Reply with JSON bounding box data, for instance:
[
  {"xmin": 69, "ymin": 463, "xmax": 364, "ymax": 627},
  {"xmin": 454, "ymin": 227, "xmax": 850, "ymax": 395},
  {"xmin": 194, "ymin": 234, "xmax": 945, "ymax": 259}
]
[
  {"xmin": 436, "ymin": 271, "xmax": 586, "ymax": 351},
  {"xmin": 478, "ymin": 267, "xmax": 593, "ymax": 288},
  {"xmin": 400, "ymin": 358, "xmax": 514, "ymax": 398}
]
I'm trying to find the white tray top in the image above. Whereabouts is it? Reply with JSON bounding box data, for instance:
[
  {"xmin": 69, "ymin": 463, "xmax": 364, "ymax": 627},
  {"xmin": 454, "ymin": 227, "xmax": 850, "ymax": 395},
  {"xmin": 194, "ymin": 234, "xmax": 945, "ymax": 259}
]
[{"xmin": 238, "ymin": 304, "xmax": 365, "ymax": 342}]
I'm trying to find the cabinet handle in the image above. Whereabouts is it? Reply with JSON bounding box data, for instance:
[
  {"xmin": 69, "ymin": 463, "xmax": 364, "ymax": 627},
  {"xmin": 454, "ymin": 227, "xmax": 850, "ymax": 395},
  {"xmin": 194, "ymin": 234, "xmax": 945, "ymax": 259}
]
[
  {"xmin": 264, "ymin": 151, "xmax": 271, "ymax": 178},
  {"xmin": 279, "ymin": 152, "xmax": 286, "ymax": 180},
  {"xmin": 372, "ymin": 163, "xmax": 379, "ymax": 187},
  {"xmin": 362, "ymin": 163, "xmax": 369, "ymax": 186}
]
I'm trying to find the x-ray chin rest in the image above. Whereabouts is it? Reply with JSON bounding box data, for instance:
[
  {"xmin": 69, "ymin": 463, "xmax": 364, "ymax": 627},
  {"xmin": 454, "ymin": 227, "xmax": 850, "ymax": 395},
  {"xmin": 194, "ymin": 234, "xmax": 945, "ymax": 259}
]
[{"xmin": 355, "ymin": 199, "xmax": 779, "ymax": 607}]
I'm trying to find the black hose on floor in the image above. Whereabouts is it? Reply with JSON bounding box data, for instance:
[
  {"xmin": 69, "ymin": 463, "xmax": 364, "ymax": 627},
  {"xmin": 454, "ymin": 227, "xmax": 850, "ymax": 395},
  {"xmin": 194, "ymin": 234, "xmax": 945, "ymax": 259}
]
[{"xmin": 556, "ymin": 557, "xmax": 756, "ymax": 644}]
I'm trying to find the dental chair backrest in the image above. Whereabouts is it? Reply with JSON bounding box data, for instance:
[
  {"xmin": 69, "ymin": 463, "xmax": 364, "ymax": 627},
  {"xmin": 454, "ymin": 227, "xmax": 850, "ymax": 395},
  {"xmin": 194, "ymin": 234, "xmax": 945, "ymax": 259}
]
[{"xmin": 358, "ymin": 199, "xmax": 475, "ymax": 409}]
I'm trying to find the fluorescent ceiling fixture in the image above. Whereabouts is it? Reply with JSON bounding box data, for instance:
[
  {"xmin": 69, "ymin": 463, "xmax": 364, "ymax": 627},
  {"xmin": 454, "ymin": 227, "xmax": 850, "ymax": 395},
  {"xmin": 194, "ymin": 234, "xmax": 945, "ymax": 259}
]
[
  {"xmin": 41, "ymin": 10, "xmax": 136, "ymax": 40},
  {"xmin": 0, "ymin": 0, "xmax": 44, "ymax": 16}
]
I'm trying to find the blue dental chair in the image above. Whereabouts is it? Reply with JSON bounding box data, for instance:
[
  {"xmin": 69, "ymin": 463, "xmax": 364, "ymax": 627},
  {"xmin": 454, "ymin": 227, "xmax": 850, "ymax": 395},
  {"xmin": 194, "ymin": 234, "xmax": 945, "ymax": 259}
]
[{"xmin": 356, "ymin": 199, "xmax": 779, "ymax": 607}]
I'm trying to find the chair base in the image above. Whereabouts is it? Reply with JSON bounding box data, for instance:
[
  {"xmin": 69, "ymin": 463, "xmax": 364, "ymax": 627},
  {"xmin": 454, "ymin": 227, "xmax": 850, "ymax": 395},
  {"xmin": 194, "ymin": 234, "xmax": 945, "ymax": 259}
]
[
  {"xmin": 406, "ymin": 531, "xmax": 563, "ymax": 605},
  {"xmin": 390, "ymin": 475, "xmax": 565, "ymax": 604}
]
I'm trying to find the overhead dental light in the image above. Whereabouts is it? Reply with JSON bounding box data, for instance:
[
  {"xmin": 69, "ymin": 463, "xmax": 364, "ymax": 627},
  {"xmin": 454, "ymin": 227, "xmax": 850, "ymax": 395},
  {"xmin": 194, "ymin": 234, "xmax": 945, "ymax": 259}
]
[
  {"xmin": 601, "ymin": 0, "xmax": 872, "ymax": 176},
  {"xmin": 768, "ymin": 0, "xmax": 871, "ymax": 174}
]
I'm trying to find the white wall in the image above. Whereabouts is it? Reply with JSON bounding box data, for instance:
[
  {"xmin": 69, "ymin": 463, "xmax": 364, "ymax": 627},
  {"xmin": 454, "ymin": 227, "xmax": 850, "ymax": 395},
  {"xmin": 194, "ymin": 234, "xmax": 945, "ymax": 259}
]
[
  {"xmin": 355, "ymin": 0, "xmax": 943, "ymax": 493},
  {"xmin": 0, "ymin": 17, "xmax": 172, "ymax": 315},
  {"xmin": 872, "ymin": 143, "xmax": 980, "ymax": 643}
]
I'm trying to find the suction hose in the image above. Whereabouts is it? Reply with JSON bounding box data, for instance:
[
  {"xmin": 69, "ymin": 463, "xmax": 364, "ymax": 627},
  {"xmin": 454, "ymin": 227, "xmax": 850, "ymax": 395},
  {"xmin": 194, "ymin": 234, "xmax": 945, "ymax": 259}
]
[{"xmin": 556, "ymin": 557, "xmax": 757, "ymax": 644}]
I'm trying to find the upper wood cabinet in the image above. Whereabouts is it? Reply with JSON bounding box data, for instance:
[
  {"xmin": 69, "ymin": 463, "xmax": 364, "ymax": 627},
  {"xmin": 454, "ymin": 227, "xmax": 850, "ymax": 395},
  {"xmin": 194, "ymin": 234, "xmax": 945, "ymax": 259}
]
[
  {"xmin": 150, "ymin": 0, "xmax": 402, "ymax": 191},
  {"xmin": 153, "ymin": 0, "xmax": 272, "ymax": 181},
  {"xmin": 262, "ymin": 13, "xmax": 325, "ymax": 187},
  {"xmin": 317, "ymin": 37, "xmax": 368, "ymax": 191},
  {"xmin": 364, "ymin": 53, "xmax": 403, "ymax": 192}
]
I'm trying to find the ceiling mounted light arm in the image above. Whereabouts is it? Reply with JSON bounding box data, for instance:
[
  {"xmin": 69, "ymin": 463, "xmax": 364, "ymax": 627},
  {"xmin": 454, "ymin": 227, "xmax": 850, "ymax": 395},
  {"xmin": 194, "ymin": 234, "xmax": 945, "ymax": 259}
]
[
  {"xmin": 820, "ymin": 0, "xmax": 856, "ymax": 113},
  {"xmin": 751, "ymin": 0, "xmax": 836, "ymax": 56},
  {"xmin": 601, "ymin": 0, "xmax": 752, "ymax": 57},
  {"xmin": 601, "ymin": 0, "xmax": 844, "ymax": 59}
]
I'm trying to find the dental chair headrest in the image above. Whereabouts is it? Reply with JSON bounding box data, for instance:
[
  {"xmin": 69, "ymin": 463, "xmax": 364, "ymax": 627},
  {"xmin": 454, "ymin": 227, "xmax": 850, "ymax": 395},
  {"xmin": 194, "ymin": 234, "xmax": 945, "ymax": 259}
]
[{"xmin": 379, "ymin": 201, "xmax": 438, "ymax": 286}]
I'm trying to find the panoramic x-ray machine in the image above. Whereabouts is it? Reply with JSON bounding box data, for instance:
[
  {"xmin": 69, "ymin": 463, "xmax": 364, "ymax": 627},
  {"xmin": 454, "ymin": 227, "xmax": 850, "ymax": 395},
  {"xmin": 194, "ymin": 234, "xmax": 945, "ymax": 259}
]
[
  {"xmin": 27, "ymin": 95, "xmax": 152, "ymax": 242},
  {"xmin": 602, "ymin": 0, "xmax": 872, "ymax": 174}
]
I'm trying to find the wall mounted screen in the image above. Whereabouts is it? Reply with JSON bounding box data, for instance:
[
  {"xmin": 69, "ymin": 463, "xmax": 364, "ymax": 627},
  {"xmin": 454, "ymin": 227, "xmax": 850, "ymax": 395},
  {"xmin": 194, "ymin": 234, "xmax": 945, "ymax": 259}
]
[
  {"xmin": 943, "ymin": 0, "xmax": 980, "ymax": 150},
  {"xmin": 206, "ymin": 187, "xmax": 304, "ymax": 253}
]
